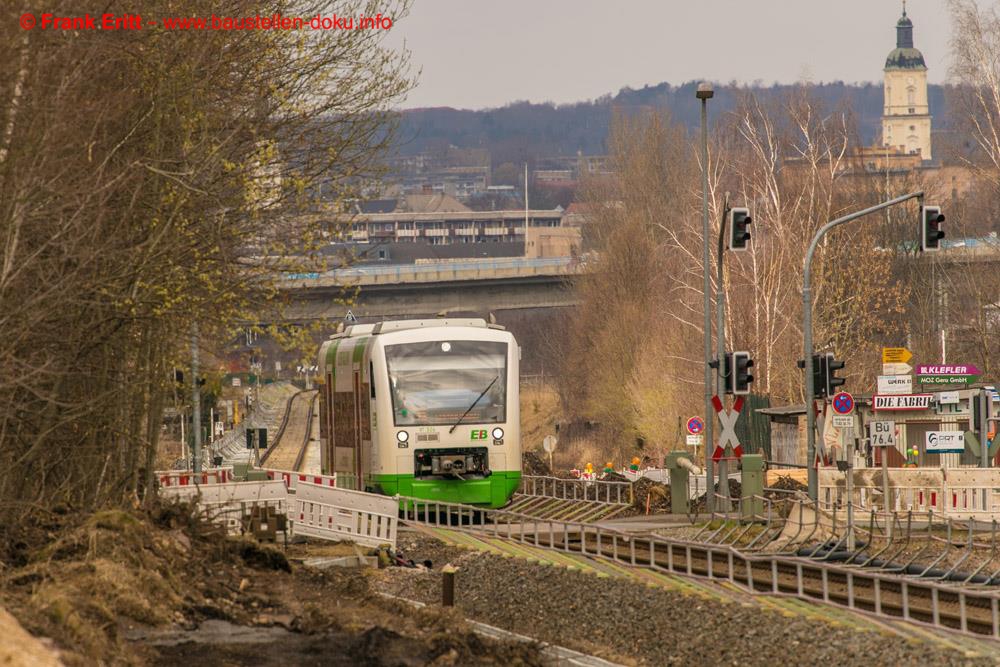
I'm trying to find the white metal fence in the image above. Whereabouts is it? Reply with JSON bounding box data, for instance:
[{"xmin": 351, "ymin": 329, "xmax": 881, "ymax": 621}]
[
  {"xmin": 292, "ymin": 482, "xmax": 398, "ymax": 548},
  {"xmin": 262, "ymin": 469, "xmax": 337, "ymax": 491},
  {"xmin": 156, "ymin": 467, "xmax": 233, "ymax": 487},
  {"xmin": 159, "ymin": 480, "xmax": 288, "ymax": 534},
  {"xmin": 158, "ymin": 469, "xmax": 394, "ymax": 548},
  {"xmin": 819, "ymin": 468, "xmax": 1000, "ymax": 520}
]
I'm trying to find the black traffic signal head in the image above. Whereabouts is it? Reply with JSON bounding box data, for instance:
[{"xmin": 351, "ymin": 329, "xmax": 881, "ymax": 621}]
[
  {"xmin": 798, "ymin": 354, "xmax": 827, "ymax": 398},
  {"xmin": 825, "ymin": 352, "xmax": 846, "ymax": 396},
  {"xmin": 728, "ymin": 207, "xmax": 752, "ymax": 251},
  {"xmin": 921, "ymin": 205, "xmax": 945, "ymax": 251},
  {"xmin": 733, "ymin": 351, "xmax": 754, "ymax": 395}
]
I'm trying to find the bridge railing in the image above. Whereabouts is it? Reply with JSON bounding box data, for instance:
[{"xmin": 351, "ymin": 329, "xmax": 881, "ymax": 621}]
[{"xmin": 279, "ymin": 256, "xmax": 583, "ymax": 286}]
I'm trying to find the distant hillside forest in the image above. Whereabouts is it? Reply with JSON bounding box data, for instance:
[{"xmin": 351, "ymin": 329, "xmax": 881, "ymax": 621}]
[{"xmin": 393, "ymin": 81, "xmax": 952, "ymax": 165}]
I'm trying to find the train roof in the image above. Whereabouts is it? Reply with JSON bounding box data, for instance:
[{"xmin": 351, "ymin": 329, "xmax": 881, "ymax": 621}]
[{"xmin": 330, "ymin": 318, "xmax": 505, "ymax": 340}]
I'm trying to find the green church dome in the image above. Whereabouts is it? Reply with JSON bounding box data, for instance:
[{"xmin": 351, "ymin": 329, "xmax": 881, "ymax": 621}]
[{"xmin": 885, "ymin": 47, "xmax": 926, "ymax": 70}]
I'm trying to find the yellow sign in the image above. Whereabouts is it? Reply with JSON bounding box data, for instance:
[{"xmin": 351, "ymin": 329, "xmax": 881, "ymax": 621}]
[{"xmin": 882, "ymin": 347, "xmax": 912, "ymax": 364}]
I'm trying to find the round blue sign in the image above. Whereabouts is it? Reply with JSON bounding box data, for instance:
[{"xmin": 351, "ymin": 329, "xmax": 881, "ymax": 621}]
[
  {"xmin": 832, "ymin": 392, "xmax": 855, "ymax": 415},
  {"xmin": 687, "ymin": 416, "xmax": 705, "ymax": 435}
]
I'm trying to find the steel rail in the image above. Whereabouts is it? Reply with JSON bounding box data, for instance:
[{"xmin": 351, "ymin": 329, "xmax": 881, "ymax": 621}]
[
  {"xmin": 291, "ymin": 392, "xmax": 317, "ymax": 472},
  {"xmin": 259, "ymin": 388, "xmax": 307, "ymax": 465}
]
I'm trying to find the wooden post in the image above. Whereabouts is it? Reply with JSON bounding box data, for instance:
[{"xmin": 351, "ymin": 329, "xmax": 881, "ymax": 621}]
[{"xmin": 442, "ymin": 565, "xmax": 457, "ymax": 607}]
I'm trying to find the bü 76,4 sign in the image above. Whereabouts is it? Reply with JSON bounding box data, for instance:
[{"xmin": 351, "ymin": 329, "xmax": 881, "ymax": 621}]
[{"xmin": 870, "ymin": 421, "xmax": 896, "ymax": 447}]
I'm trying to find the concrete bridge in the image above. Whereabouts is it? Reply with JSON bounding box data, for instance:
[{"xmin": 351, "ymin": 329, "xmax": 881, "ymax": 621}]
[{"xmin": 275, "ymin": 256, "xmax": 583, "ymax": 322}]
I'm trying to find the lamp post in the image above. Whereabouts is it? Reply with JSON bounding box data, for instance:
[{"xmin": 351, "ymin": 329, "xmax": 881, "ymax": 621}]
[
  {"xmin": 803, "ymin": 191, "xmax": 923, "ymax": 499},
  {"xmin": 697, "ymin": 82, "xmax": 715, "ymax": 511},
  {"xmin": 191, "ymin": 323, "xmax": 202, "ymax": 473}
]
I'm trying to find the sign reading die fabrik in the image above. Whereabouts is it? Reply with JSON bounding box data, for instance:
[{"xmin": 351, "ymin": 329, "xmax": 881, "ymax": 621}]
[
  {"xmin": 873, "ymin": 394, "xmax": 932, "ymax": 410},
  {"xmin": 925, "ymin": 431, "xmax": 965, "ymax": 454}
]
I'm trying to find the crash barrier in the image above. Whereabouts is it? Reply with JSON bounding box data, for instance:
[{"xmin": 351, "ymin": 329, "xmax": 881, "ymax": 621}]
[
  {"xmin": 262, "ymin": 469, "xmax": 337, "ymax": 491},
  {"xmin": 520, "ymin": 475, "xmax": 630, "ymax": 505},
  {"xmin": 292, "ymin": 482, "xmax": 398, "ymax": 548},
  {"xmin": 400, "ymin": 495, "xmax": 1000, "ymax": 640},
  {"xmin": 156, "ymin": 467, "xmax": 233, "ymax": 487},
  {"xmin": 159, "ymin": 480, "xmax": 288, "ymax": 534},
  {"xmin": 819, "ymin": 468, "xmax": 1000, "ymax": 520}
]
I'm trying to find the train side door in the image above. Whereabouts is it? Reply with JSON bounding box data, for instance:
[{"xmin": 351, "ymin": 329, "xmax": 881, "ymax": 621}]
[{"xmin": 353, "ymin": 369, "xmax": 363, "ymax": 486}]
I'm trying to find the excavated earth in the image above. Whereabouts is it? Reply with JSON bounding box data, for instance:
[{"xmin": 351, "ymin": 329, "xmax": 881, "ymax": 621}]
[
  {"xmin": 0, "ymin": 505, "xmax": 544, "ymax": 666},
  {"xmin": 380, "ymin": 532, "xmax": 1000, "ymax": 666},
  {"xmin": 7, "ymin": 501, "xmax": 999, "ymax": 666}
]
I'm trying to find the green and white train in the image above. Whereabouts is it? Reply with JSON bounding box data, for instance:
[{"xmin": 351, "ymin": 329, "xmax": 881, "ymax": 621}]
[{"xmin": 317, "ymin": 319, "xmax": 521, "ymax": 508}]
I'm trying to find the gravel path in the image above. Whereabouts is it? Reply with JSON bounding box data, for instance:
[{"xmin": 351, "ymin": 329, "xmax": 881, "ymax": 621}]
[{"xmin": 380, "ymin": 534, "xmax": 999, "ymax": 666}]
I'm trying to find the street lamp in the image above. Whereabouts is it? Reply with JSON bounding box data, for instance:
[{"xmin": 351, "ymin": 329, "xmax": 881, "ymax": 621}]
[{"xmin": 697, "ymin": 82, "xmax": 715, "ymax": 511}]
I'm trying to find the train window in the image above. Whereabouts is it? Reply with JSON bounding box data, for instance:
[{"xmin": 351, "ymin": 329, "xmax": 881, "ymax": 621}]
[
  {"xmin": 370, "ymin": 362, "xmax": 376, "ymax": 398},
  {"xmin": 384, "ymin": 340, "xmax": 507, "ymax": 427}
]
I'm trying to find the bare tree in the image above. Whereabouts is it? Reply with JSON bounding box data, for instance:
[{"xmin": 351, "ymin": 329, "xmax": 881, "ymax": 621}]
[{"xmin": 0, "ymin": 0, "xmax": 414, "ymax": 515}]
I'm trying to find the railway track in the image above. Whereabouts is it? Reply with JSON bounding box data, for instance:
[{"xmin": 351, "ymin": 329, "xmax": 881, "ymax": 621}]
[
  {"xmin": 260, "ymin": 389, "xmax": 317, "ymax": 471},
  {"xmin": 399, "ymin": 496, "xmax": 1000, "ymax": 642}
]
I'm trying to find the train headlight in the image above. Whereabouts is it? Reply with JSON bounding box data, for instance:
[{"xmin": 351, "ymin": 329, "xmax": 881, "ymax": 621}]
[
  {"xmin": 396, "ymin": 430, "xmax": 409, "ymax": 443},
  {"xmin": 492, "ymin": 427, "xmax": 504, "ymax": 440}
]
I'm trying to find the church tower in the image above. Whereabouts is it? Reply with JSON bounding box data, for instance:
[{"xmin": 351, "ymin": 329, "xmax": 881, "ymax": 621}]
[{"xmin": 882, "ymin": 3, "xmax": 932, "ymax": 160}]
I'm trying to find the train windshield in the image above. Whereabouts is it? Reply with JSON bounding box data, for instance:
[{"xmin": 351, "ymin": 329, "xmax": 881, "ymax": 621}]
[{"xmin": 385, "ymin": 340, "xmax": 507, "ymax": 426}]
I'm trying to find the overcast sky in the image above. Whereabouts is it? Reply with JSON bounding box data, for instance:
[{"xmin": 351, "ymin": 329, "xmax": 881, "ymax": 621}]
[{"xmin": 387, "ymin": 0, "xmax": 953, "ymax": 110}]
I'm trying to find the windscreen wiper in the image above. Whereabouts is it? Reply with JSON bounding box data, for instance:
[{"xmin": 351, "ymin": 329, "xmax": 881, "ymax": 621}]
[{"xmin": 448, "ymin": 375, "xmax": 498, "ymax": 434}]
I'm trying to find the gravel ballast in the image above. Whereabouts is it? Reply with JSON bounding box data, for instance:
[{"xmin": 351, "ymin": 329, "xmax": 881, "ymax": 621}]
[{"xmin": 380, "ymin": 533, "xmax": 997, "ymax": 666}]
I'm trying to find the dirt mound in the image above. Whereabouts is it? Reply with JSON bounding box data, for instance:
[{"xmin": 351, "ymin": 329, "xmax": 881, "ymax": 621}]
[
  {"xmin": 692, "ymin": 479, "xmax": 743, "ymax": 513},
  {"xmin": 767, "ymin": 474, "xmax": 808, "ymax": 493},
  {"xmin": 0, "ymin": 606, "xmax": 62, "ymax": 666},
  {"xmin": 521, "ymin": 451, "xmax": 551, "ymax": 477},
  {"xmin": 0, "ymin": 502, "xmax": 547, "ymax": 666},
  {"xmin": 601, "ymin": 471, "xmax": 630, "ymax": 483},
  {"xmin": 0, "ymin": 504, "xmax": 259, "ymax": 664},
  {"xmin": 625, "ymin": 477, "xmax": 671, "ymax": 516}
]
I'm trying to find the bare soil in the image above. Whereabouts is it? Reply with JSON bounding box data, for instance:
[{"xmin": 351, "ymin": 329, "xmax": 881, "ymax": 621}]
[{"xmin": 0, "ymin": 503, "xmax": 544, "ymax": 666}]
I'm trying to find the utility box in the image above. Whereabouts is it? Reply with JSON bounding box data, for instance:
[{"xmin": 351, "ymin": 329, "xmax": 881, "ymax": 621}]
[
  {"xmin": 245, "ymin": 427, "xmax": 268, "ymax": 450},
  {"xmin": 664, "ymin": 451, "xmax": 695, "ymax": 515},
  {"xmin": 740, "ymin": 454, "xmax": 765, "ymax": 520}
]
